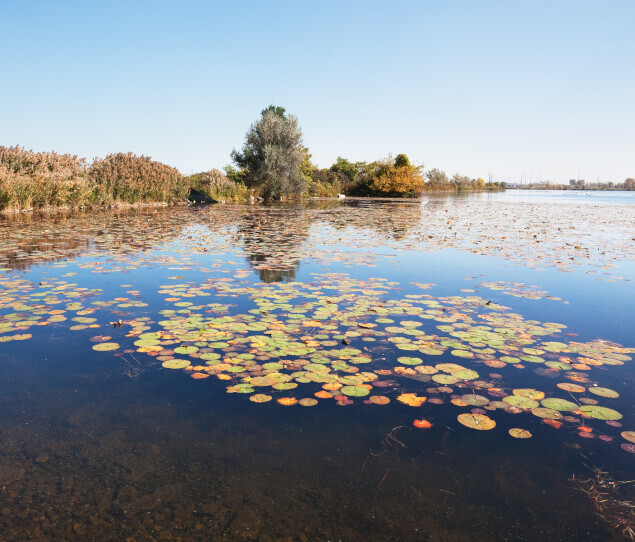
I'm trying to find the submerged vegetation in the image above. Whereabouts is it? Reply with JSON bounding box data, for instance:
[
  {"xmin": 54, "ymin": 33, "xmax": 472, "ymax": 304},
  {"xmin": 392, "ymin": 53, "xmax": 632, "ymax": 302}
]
[{"xmin": 575, "ymin": 466, "xmax": 635, "ymax": 540}]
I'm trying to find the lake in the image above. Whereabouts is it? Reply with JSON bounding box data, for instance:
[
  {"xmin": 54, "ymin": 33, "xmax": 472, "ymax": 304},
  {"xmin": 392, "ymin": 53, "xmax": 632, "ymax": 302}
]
[{"xmin": 0, "ymin": 191, "xmax": 633, "ymax": 541}]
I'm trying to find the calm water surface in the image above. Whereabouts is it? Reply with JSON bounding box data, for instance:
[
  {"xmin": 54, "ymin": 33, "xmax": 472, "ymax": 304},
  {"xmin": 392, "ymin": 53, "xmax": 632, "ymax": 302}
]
[{"xmin": 0, "ymin": 191, "xmax": 633, "ymax": 541}]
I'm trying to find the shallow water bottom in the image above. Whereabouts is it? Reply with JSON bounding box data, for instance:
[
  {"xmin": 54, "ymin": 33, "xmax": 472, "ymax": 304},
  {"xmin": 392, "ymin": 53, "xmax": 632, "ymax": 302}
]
[{"xmin": 0, "ymin": 358, "xmax": 624, "ymax": 542}]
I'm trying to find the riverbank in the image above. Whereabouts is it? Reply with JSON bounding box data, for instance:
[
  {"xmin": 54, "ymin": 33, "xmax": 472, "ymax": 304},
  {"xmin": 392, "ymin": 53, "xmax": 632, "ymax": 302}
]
[{"xmin": 1, "ymin": 145, "xmax": 505, "ymax": 212}]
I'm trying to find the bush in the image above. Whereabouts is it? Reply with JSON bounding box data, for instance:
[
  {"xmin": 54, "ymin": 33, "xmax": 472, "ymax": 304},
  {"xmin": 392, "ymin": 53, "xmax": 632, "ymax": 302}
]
[
  {"xmin": 0, "ymin": 146, "xmax": 90, "ymax": 209},
  {"xmin": 365, "ymin": 156, "xmax": 426, "ymax": 196},
  {"xmin": 186, "ymin": 169, "xmax": 251, "ymax": 202},
  {"xmin": 88, "ymin": 152, "xmax": 187, "ymax": 204}
]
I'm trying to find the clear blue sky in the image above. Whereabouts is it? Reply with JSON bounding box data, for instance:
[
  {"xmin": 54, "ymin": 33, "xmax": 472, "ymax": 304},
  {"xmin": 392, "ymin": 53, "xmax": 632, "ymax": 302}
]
[{"xmin": 2, "ymin": 0, "xmax": 634, "ymax": 183}]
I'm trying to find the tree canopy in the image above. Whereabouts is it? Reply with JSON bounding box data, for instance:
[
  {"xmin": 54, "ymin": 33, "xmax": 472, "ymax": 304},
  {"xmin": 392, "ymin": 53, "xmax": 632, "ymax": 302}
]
[{"xmin": 231, "ymin": 106, "xmax": 306, "ymax": 200}]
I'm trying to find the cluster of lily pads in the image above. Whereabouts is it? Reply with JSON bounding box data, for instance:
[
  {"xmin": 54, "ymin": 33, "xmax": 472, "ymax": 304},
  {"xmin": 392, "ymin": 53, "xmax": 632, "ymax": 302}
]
[
  {"xmin": 74, "ymin": 272, "xmax": 633, "ymax": 452},
  {"xmin": 478, "ymin": 281, "xmax": 566, "ymax": 302}
]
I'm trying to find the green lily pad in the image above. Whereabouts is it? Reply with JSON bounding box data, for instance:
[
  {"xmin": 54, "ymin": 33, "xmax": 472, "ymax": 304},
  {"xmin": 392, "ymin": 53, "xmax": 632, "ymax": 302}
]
[
  {"xmin": 397, "ymin": 356, "xmax": 422, "ymax": 366},
  {"xmin": 503, "ymin": 396, "xmax": 539, "ymax": 409},
  {"xmin": 431, "ymin": 374, "xmax": 459, "ymax": 385},
  {"xmin": 452, "ymin": 369, "xmax": 479, "ymax": 380},
  {"xmin": 579, "ymin": 405, "xmax": 622, "ymax": 420},
  {"xmin": 162, "ymin": 359, "xmax": 191, "ymax": 369},
  {"xmin": 588, "ymin": 387, "xmax": 619, "ymax": 398},
  {"xmin": 530, "ymin": 407, "xmax": 563, "ymax": 420},
  {"xmin": 540, "ymin": 398, "xmax": 578, "ymax": 411},
  {"xmin": 92, "ymin": 342, "xmax": 120, "ymax": 352},
  {"xmin": 174, "ymin": 346, "xmax": 198, "ymax": 354},
  {"xmin": 461, "ymin": 394, "xmax": 489, "ymax": 406},
  {"xmin": 340, "ymin": 385, "xmax": 370, "ymax": 397}
]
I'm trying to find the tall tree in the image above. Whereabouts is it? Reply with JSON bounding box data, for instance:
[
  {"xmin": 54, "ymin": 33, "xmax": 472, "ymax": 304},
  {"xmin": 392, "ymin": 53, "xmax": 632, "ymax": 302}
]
[{"xmin": 231, "ymin": 106, "xmax": 306, "ymax": 200}]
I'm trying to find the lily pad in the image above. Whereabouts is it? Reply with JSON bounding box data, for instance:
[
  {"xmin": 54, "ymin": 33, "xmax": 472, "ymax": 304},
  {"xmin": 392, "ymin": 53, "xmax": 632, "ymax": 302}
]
[
  {"xmin": 452, "ymin": 369, "xmax": 479, "ymax": 380},
  {"xmin": 540, "ymin": 398, "xmax": 578, "ymax": 411},
  {"xmin": 556, "ymin": 383, "xmax": 585, "ymax": 393},
  {"xmin": 92, "ymin": 342, "xmax": 120, "ymax": 352},
  {"xmin": 397, "ymin": 356, "xmax": 422, "ymax": 366},
  {"xmin": 162, "ymin": 359, "xmax": 191, "ymax": 369},
  {"xmin": 531, "ymin": 407, "xmax": 563, "ymax": 420},
  {"xmin": 457, "ymin": 413, "xmax": 496, "ymax": 430},
  {"xmin": 579, "ymin": 405, "xmax": 622, "ymax": 420},
  {"xmin": 588, "ymin": 387, "xmax": 619, "ymax": 398},
  {"xmin": 509, "ymin": 428, "xmax": 532, "ymax": 439},
  {"xmin": 340, "ymin": 385, "xmax": 370, "ymax": 397},
  {"xmin": 249, "ymin": 394, "xmax": 273, "ymax": 403},
  {"xmin": 461, "ymin": 394, "xmax": 489, "ymax": 407},
  {"xmin": 513, "ymin": 389, "xmax": 545, "ymax": 400},
  {"xmin": 621, "ymin": 431, "xmax": 635, "ymax": 444},
  {"xmin": 503, "ymin": 396, "xmax": 539, "ymax": 409},
  {"xmin": 432, "ymin": 374, "xmax": 459, "ymax": 385}
]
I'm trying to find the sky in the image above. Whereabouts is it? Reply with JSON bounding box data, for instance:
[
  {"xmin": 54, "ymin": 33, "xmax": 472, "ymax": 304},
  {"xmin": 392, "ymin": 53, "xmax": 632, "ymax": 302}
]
[{"xmin": 2, "ymin": 0, "xmax": 634, "ymax": 184}]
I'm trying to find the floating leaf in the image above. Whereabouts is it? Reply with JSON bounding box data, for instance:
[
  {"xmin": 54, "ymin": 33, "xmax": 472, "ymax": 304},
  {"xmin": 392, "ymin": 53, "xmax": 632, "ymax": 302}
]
[
  {"xmin": 92, "ymin": 342, "xmax": 120, "ymax": 352},
  {"xmin": 509, "ymin": 428, "xmax": 532, "ymax": 439},
  {"xmin": 540, "ymin": 398, "xmax": 578, "ymax": 411},
  {"xmin": 397, "ymin": 393, "xmax": 427, "ymax": 407},
  {"xmin": 397, "ymin": 356, "xmax": 422, "ymax": 366},
  {"xmin": 452, "ymin": 369, "xmax": 479, "ymax": 380},
  {"xmin": 162, "ymin": 359, "xmax": 191, "ymax": 369},
  {"xmin": 556, "ymin": 383, "xmax": 585, "ymax": 393},
  {"xmin": 579, "ymin": 405, "xmax": 622, "ymax": 420},
  {"xmin": 457, "ymin": 413, "xmax": 496, "ymax": 430},
  {"xmin": 588, "ymin": 387, "xmax": 619, "ymax": 398},
  {"xmin": 531, "ymin": 407, "xmax": 563, "ymax": 420},
  {"xmin": 341, "ymin": 385, "xmax": 370, "ymax": 397},
  {"xmin": 174, "ymin": 345, "xmax": 198, "ymax": 354},
  {"xmin": 503, "ymin": 396, "xmax": 539, "ymax": 409},
  {"xmin": 621, "ymin": 431, "xmax": 635, "ymax": 444},
  {"xmin": 413, "ymin": 419, "xmax": 432, "ymax": 428},
  {"xmin": 512, "ymin": 389, "xmax": 545, "ymax": 400},
  {"xmin": 249, "ymin": 393, "xmax": 272, "ymax": 403},
  {"xmin": 432, "ymin": 374, "xmax": 458, "ymax": 385}
]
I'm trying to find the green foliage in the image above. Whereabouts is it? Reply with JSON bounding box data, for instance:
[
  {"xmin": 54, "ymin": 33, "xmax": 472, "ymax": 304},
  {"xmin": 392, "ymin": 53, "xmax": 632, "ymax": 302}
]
[
  {"xmin": 307, "ymin": 168, "xmax": 348, "ymax": 197},
  {"xmin": 231, "ymin": 106, "xmax": 306, "ymax": 200},
  {"xmin": 223, "ymin": 164, "xmax": 247, "ymax": 184},
  {"xmin": 261, "ymin": 105, "xmax": 287, "ymax": 118},
  {"xmin": 394, "ymin": 154, "xmax": 411, "ymax": 168},
  {"xmin": 186, "ymin": 169, "xmax": 250, "ymax": 202}
]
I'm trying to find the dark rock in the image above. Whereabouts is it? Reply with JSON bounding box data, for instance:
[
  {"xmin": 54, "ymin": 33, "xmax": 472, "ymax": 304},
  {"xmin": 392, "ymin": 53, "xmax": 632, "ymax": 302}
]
[{"xmin": 187, "ymin": 188, "xmax": 218, "ymax": 205}]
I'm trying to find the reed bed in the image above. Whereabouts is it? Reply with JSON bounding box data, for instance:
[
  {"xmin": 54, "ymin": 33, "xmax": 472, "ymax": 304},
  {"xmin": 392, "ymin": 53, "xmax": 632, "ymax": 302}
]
[{"xmin": 0, "ymin": 146, "xmax": 188, "ymax": 211}]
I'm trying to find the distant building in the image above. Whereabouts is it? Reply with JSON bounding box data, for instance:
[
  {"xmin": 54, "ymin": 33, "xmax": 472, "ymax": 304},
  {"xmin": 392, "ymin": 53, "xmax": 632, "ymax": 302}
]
[{"xmin": 569, "ymin": 179, "xmax": 576, "ymax": 185}]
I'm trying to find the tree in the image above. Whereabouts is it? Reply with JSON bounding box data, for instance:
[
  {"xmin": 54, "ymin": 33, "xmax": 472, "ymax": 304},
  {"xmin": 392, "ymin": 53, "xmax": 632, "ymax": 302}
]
[
  {"xmin": 426, "ymin": 168, "xmax": 449, "ymax": 186},
  {"xmin": 231, "ymin": 105, "xmax": 306, "ymax": 200},
  {"xmin": 366, "ymin": 154, "xmax": 425, "ymax": 196}
]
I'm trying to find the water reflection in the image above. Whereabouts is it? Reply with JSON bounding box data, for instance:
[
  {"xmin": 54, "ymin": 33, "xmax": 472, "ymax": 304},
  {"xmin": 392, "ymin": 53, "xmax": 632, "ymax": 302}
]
[
  {"xmin": 237, "ymin": 207, "xmax": 309, "ymax": 283},
  {"xmin": 0, "ymin": 208, "xmax": 192, "ymax": 271}
]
